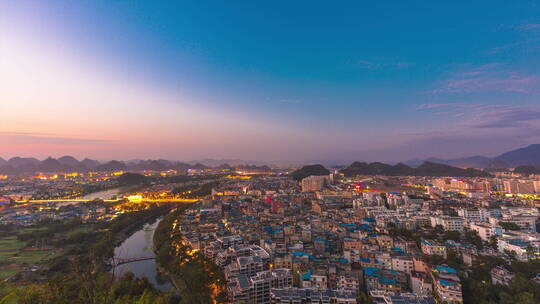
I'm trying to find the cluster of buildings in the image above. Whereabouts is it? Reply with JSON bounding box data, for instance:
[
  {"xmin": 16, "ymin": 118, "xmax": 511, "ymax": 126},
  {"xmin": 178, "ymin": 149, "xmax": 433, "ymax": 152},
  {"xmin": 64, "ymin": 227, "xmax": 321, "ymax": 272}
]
[
  {"xmin": 0, "ymin": 173, "xmax": 118, "ymax": 201},
  {"xmin": 173, "ymin": 172, "xmax": 539, "ymax": 304},
  {"xmin": 3, "ymin": 166, "xmax": 539, "ymax": 303},
  {"xmin": 430, "ymin": 176, "xmax": 540, "ymax": 197},
  {"xmin": 0, "ymin": 200, "xmax": 113, "ymax": 226}
]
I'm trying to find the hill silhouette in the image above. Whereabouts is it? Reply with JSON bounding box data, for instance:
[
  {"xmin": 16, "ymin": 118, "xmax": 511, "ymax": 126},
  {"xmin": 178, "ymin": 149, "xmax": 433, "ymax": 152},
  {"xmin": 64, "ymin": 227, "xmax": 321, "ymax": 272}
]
[
  {"xmin": 290, "ymin": 164, "xmax": 330, "ymax": 181},
  {"xmin": 341, "ymin": 161, "xmax": 490, "ymax": 177}
]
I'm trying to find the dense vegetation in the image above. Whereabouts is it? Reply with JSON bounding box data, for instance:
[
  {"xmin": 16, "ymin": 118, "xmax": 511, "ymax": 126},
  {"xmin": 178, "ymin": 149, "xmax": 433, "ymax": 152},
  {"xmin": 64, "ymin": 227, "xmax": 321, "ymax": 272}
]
[
  {"xmin": 0, "ymin": 205, "xmax": 178, "ymax": 303},
  {"xmin": 462, "ymin": 257, "xmax": 540, "ymax": 304},
  {"xmin": 171, "ymin": 181, "xmax": 219, "ymax": 198},
  {"xmin": 388, "ymin": 225, "xmax": 540, "ymax": 303},
  {"xmin": 499, "ymin": 222, "xmax": 521, "ymax": 231},
  {"xmin": 0, "ymin": 272, "xmax": 179, "ymax": 304},
  {"xmin": 154, "ymin": 205, "xmax": 227, "ymax": 304}
]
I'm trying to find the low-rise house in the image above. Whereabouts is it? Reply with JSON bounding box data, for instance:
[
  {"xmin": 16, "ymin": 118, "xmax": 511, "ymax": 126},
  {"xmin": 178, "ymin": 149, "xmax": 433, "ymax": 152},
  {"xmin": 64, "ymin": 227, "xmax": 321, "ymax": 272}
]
[{"xmin": 490, "ymin": 266, "xmax": 514, "ymax": 286}]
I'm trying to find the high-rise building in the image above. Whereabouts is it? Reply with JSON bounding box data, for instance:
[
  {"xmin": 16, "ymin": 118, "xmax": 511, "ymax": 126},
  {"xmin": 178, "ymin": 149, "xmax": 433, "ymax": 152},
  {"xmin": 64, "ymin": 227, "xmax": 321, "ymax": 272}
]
[{"xmin": 300, "ymin": 175, "xmax": 329, "ymax": 192}]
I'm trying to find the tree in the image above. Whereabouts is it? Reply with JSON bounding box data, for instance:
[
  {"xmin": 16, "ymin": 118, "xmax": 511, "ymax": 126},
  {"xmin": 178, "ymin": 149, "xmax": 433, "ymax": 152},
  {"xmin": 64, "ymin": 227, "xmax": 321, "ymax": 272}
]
[
  {"xmin": 499, "ymin": 222, "xmax": 520, "ymax": 231},
  {"xmin": 357, "ymin": 291, "xmax": 375, "ymax": 304},
  {"xmin": 463, "ymin": 230, "xmax": 483, "ymax": 248},
  {"xmin": 444, "ymin": 230, "xmax": 460, "ymax": 242},
  {"xmin": 427, "ymin": 254, "xmax": 445, "ymax": 266},
  {"xmin": 489, "ymin": 235, "xmax": 498, "ymax": 249}
]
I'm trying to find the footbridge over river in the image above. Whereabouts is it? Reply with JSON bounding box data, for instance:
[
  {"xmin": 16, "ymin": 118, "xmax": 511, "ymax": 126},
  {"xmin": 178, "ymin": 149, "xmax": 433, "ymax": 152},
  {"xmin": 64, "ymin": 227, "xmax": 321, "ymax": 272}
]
[{"xmin": 111, "ymin": 256, "xmax": 156, "ymax": 266}]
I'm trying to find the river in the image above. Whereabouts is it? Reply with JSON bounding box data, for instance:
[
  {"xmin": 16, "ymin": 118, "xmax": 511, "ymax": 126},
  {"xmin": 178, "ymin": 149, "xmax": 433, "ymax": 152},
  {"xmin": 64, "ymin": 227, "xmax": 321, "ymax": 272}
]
[
  {"xmin": 112, "ymin": 218, "xmax": 174, "ymax": 292},
  {"xmin": 79, "ymin": 186, "xmax": 131, "ymax": 200},
  {"xmin": 52, "ymin": 187, "xmax": 131, "ymax": 207}
]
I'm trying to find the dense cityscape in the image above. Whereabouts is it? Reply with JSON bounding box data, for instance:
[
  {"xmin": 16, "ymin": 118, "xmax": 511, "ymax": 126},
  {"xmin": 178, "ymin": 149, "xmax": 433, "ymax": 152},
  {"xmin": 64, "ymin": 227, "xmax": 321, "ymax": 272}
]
[
  {"xmin": 1, "ymin": 150, "xmax": 540, "ymax": 303},
  {"xmin": 3, "ymin": 1, "xmax": 540, "ymax": 303}
]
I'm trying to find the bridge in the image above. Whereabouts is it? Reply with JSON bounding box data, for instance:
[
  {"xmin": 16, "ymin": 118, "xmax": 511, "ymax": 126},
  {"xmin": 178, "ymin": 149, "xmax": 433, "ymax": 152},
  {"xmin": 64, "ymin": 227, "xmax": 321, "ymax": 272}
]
[
  {"xmin": 16, "ymin": 199, "xmax": 121, "ymax": 203},
  {"xmin": 113, "ymin": 256, "xmax": 155, "ymax": 266},
  {"xmin": 15, "ymin": 198, "xmax": 200, "ymax": 204}
]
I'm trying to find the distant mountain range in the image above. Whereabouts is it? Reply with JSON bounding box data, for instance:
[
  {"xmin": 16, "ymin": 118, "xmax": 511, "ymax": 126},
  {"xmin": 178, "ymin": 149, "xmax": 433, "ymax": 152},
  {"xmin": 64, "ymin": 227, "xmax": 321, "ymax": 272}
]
[
  {"xmin": 513, "ymin": 165, "xmax": 540, "ymax": 176},
  {"xmin": 0, "ymin": 156, "xmax": 273, "ymax": 174},
  {"xmin": 405, "ymin": 144, "xmax": 540, "ymax": 169},
  {"xmin": 1, "ymin": 143, "xmax": 538, "ymax": 175},
  {"xmin": 340, "ymin": 161, "xmax": 491, "ymax": 177}
]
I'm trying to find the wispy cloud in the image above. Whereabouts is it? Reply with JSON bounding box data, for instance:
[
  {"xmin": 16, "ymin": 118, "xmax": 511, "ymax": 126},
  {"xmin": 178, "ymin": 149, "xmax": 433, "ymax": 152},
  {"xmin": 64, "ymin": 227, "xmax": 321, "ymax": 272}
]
[
  {"xmin": 487, "ymin": 38, "xmax": 540, "ymax": 54},
  {"xmin": 428, "ymin": 63, "xmax": 540, "ymax": 94},
  {"xmin": 0, "ymin": 132, "xmax": 110, "ymax": 145},
  {"xmin": 401, "ymin": 102, "xmax": 540, "ymax": 159},
  {"xmin": 416, "ymin": 103, "xmax": 540, "ymax": 129},
  {"xmin": 487, "ymin": 21, "xmax": 540, "ymax": 54},
  {"xmin": 470, "ymin": 107, "xmax": 540, "ymax": 129},
  {"xmin": 518, "ymin": 23, "xmax": 540, "ymax": 31}
]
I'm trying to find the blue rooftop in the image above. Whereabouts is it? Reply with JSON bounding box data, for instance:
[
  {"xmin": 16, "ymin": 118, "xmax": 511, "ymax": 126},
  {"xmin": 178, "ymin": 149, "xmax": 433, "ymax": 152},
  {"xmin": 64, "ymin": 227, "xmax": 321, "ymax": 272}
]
[
  {"xmin": 439, "ymin": 279, "xmax": 454, "ymax": 286},
  {"xmin": 301, "ymin": 269, "xmax": 312, "ymax": 280},
  {"xmin": 380, "ymin": 278, "xmax": 397, "ymax": 284},
  {"xmin": 436, "ymin": 265, "xmax": 457, "ymax": 274},
  {"xmin": 364, "ymin": 267, "xmax": 381, "ymax": 277}
]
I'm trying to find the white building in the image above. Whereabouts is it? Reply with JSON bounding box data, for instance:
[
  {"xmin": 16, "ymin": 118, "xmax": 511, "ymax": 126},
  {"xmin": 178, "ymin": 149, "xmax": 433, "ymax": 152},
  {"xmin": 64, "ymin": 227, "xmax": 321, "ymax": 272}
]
[
  {"xmin": 430, "ymin": 216, "xmax": 464, "ymax": 231},
  {"xmin": 457, "ymin": 208, "xmax": 489, "ymax": 223},
  {"xmin": 470, "ymin": 223, "xmax": 502, "ymax": 241},
  {"xmin": 392, "ymin": 255, "xmax": 414, "ymax": 274}
]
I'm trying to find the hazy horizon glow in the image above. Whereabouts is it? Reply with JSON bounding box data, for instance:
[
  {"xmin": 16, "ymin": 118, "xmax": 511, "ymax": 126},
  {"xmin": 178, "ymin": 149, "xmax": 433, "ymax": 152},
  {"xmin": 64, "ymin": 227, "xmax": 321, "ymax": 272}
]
[{"xmin": 2, "ymin": 1, "xmax": 540, "ymax": 163}]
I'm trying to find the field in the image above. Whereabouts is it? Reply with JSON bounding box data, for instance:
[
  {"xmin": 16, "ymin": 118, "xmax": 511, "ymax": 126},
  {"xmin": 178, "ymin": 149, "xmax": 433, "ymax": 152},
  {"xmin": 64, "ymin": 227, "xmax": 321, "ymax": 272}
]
[
  {"xmin": 0, "ymin": 236, "xmax": 25, "ymax": 252},
  {"xmin": 0, "ymin": 267, "xmax": 20, "ymax": 280},
  {"xmin": 0, "ymin": 228, "xmax": 58, "ymax": 280},
  {"xmin": 66, "ymin": 226, "xmax": 91, "ymax": 237}
]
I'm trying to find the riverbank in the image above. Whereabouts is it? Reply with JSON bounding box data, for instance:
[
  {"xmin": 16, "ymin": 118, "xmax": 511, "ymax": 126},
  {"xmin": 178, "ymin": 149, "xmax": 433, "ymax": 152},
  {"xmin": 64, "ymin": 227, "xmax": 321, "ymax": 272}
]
[
  {"xmin": 153, "ymin": 204, "xmax": 228, "ymax": 303},
  {"xmin": 0, "ymin": 205, "xmax": 181, "ymax": 303},
  {"xmin": 111, "ymin": 207, "xmax": 171, "ymax": 247},
  {"xmin": 113, "ymin": 217, "xmax": 175, "ymax": 292}
]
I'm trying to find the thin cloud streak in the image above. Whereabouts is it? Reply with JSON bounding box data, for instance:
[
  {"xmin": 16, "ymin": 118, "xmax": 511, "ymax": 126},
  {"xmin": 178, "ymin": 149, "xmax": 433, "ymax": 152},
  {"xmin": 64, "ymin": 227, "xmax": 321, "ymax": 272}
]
[
  {"xmin": 518, "ymin": 23, "xmax": 540, "ymax": 31},
  {"xmin": 0, "ymin": 132, "xmax": 111, "ymax": 145},
  {"xmin": 416, "ymin": 102, "xmax": 540, "ymax": 130},
  {"xmin": 430, "ymin": 73, "xmax": 540, "ymax": 94}
]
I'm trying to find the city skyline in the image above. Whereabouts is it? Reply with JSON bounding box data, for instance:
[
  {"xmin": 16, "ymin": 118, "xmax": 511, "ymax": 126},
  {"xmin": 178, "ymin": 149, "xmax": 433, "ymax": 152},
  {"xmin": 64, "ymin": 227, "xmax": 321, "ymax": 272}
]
[{"xmin": 2, "ymin": 1, "xmax": 540, "ymax": 162}]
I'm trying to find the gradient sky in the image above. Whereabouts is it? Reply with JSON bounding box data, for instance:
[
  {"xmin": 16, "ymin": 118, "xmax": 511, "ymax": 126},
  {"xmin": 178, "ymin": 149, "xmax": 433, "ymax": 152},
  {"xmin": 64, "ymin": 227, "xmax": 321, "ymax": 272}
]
[{"xmin": 1, "ymin": 1, "xmax": 540, "ymax": 163}]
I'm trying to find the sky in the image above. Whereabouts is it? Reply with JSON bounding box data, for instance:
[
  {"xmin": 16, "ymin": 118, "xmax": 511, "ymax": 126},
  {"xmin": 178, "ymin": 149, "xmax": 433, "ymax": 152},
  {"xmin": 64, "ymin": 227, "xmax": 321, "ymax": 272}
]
[{"xmin": 1, "ymin": 0, "xmax": 540, "ymax": 163}]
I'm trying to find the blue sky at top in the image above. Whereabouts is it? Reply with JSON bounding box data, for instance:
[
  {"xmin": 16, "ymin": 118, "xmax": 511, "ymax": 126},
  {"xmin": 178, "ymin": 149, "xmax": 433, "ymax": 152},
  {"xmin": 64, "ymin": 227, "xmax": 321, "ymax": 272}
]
[{"xmin": 1, "ymin": 1, "xmax": 540, "ymax": 162}]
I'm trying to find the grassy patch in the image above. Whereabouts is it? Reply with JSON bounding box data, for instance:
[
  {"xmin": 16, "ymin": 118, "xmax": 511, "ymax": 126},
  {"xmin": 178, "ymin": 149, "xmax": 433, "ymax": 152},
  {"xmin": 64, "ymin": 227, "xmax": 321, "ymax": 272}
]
[
  {"xmin": 8, "ymin": 250, "xmax": 53, "ymax": 265},
  {"xmin": 66, "ymin": 226, "xmax": 91, "ymax": 237},
  {"xmin": 0, "ymin": 292, "xmax": 19, "ymax": 304},
  {"xmin": 0, "ymin": 237, "xmax": 25, "ymax": 252},
  {"xmin": 18, "ymin": 227, "xmax": 47, "ymax": 234},
  {"xmin": 0, "ymin": 266, "xmax": 20, "ymax": 280},
  {"xmin": 0, "ymin": 234, "xmax": 54, "ymax": 268}
]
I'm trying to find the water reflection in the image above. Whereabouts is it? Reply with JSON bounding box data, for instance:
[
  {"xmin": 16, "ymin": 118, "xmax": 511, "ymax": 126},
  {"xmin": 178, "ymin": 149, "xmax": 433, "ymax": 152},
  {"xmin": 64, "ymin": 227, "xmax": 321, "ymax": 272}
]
[
  {"xmin": 79, "ymin": 187, "xmax": 129, "ymax": 200},
  {"xmin": 113, "ymin": 218, "xmax": 173, "ymax": 292}
]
